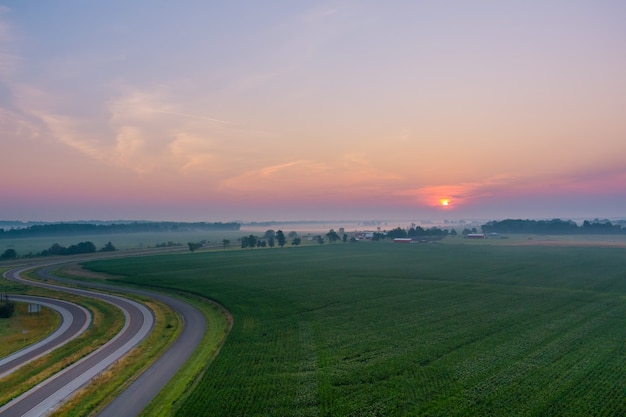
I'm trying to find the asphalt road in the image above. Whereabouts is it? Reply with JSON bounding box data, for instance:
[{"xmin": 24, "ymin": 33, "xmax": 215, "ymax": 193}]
[
  {"xmin": 0, "ymin": 293, "xmax": 91, "ymax": 379},
  {"xmin": 0, "ymin": 251, "xmax": 207, "ymax": 417}
]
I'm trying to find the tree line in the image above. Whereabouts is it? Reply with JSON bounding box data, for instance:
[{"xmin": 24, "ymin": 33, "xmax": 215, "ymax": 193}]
[
  {"xmin": 378, "ymin": 226, "xmax": 451, "ymax": 240},
  {"xmin": 481, "ymin": 219, "xmax": 626, "ymax": 234},
  {"xmin": 240, "ymin": 230, "xmax": 288, "ymax": 248},
  {"xmin": 1, "ymin": 241, "xmax": 116, "ymax": 260},
  {"xmin": 0, "ymin": 221, "xmax": 241, "ymax": 239}
]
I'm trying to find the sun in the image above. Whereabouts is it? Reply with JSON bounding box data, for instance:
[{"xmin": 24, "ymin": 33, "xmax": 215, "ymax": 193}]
[{"xmin": 439, "ymin": 199, "xmax": 450, "ymax": 207}]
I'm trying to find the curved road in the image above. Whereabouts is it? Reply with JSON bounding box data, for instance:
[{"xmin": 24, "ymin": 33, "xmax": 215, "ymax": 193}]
[
  {"xmin": 0, "ymin": 253, "xmax": 207, "ymax": 417},
  {"xmin": 0, "ymin": 294, "xmax": 91, "ymax": 379}
]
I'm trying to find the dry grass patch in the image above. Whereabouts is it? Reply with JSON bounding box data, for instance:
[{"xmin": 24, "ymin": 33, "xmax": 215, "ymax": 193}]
[{"xmin": 0, "ymin": 302, "xmax": 60, "ymax": 357}]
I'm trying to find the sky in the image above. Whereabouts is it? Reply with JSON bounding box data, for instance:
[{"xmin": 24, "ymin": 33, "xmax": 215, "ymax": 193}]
[{"xmin": 1, "ymin": 1, "xmax": 625, "ymax": 222}]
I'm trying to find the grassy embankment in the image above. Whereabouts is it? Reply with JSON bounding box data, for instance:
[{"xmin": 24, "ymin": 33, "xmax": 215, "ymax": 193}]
[{"xmin": 82, "ymin": 240, "xmax": 626, "ymax": 416}]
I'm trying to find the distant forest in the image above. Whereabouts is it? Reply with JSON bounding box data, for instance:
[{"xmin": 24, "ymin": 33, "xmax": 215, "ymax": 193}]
[
  {"xmin": 482, "ymin": 219, "xmax": 626, "ymax": 234},
  {"xmin": 0, "ymin": 221, "xmax": 241, "ymax": 238}
]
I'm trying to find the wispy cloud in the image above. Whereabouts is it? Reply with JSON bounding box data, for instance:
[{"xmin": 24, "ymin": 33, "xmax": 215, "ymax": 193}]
[
  {"xmin": 151, "ymin": 109, "xmax": 230, "ymax": 125},
  {"xmin": 400, "ymin": 174, "xmax": 520, "ymax": 208},
  {"xmin": 220, "ymin": 153, "xmax": 405, "ymax": 202},
  {"xmin": 400, "ymin": 164, "xmax": 626, "ymax": 211},
  {"xmin": 259, "ymin": 160, "xmax": 313, "ymax": 176},
  {"xmin": 41, "ymin": 113, "xmax": 112, "ymax": 162},
  {"xmin": 221, "ymin": 160, "xmax": 331, "ymax": 196}
]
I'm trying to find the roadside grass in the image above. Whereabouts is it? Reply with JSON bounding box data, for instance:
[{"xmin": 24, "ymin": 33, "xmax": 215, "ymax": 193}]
[
  {"xmin": 0, "ymin": 302, "xmax": 60, "ymax": 357},
  {"xmin": 84, "ymin": 241, "xmax": 626, "ymax": 416}
]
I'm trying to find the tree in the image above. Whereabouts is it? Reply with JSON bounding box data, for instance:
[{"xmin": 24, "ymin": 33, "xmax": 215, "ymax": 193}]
[
  {"xmin": 247, "ymin": 235, "xmax": 257, "ymax": 248},
  {"xmin": 100, "ymin": 242, "xmax": 116, "ymax": 252},
  {"xmin": 1, "ymin": 248, "xmax": 17, "ymax": 260},
  {"xmin": 276, "ymin": 230, "xmax": 286, "ymax": 247},
  {"xmin": 42, "ymin": 241, "xmax": 96, "ymax": 256},
  {"xmin": 268, "ymin": 236, "xmax": 275, "ymax": 247},
  {"xmin": 342, "ymin": 234, "xmax": 348, "ymax": 243},
  {"xmin": 66, "ymin": 241, "xmax": 96, "ymax": 255},
  {"xmin": 0, "ymin": 300, "xmax": 15, "ymax": 318},
  {"xmin": 386, "ymin": 227, "xmax": 407, "ymax": 239},
  {"xmin": 315, "ymin": 235, "xmax": 325, "ymax": 244},
  {"xmin": 46, "ymin": 243, "xmax": 66, "ymax": 256},
  {"xmin": 222, "ymin": 239, "xmax": 230, "ymax": 250},
  {"xmin": 291, "ymin": 237, "xmax": 301, "ymax": 246},
  {"xmin": 326, "ymin": 229, "xmax": 341, "ymax": 243},
  {"xmin": 188, "ymin": 242, "xmax": 202, "ymax": 252},
  {"xmin": 264, "ymin": 229, "xmax": 275, "ymax": 239},
  {"xmin": 372, "ymin": 232, "xmax": 385, "ymax": 241}
]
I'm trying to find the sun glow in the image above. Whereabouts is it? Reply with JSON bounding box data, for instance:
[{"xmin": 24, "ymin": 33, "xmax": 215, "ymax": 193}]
[{"xmin": 440, "ymin": 199, "xmax": 450, "ymax": 207}]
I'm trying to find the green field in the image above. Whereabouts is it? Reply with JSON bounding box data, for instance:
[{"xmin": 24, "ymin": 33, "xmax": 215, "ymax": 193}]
[{"xmin": 84, "ymin": 242, "xmax": 626, "ymax": 416}]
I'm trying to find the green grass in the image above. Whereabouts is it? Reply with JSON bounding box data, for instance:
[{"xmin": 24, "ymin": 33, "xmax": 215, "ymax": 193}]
[{"xmin": 84, "ymin": 242, "xmax": 626, "ymax": 416}]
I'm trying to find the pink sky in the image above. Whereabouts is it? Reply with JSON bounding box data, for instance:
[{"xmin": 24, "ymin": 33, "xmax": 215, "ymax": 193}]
[{"xmin": 1, "ymin": 2, "xmax": 625, "ymax": 222}]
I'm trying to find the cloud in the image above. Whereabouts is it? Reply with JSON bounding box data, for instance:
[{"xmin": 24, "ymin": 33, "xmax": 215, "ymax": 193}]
[
  {"xmin": 41, "ymin": 113, "xmax": 115, "ymax": 161},
  {"xmin": 0, "ymin": 107, "xmax": 41, "ymax": 140},
  {"xmin": 168, "ymin": 132, "xmax": 218, "ymax": 176},
  {"xmin": 259, "ymin": 160, "xmax": 312, "ymax": 176},
  {"xmin": 152, "ymin": 109, "xmax": 230, "ymax": 126},
  {"xmin": 221, "ymin": 160, "xmax": 330, "ymax": 195},
  {"xmin": 400, "ymin": 163, "xmax": 626, "ymax": 212},
  {"xmin": 219, "ymin": 153, "xmax": 405, "ymax": 203},
  {"xmin": 400, "ymin": 174, "xmax": 521, "ymax": 208}
]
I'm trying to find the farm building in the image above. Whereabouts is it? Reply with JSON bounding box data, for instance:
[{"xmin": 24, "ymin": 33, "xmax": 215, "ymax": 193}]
[
  {"xmin": 466, "ymin": 233, "xmax": 486, "ymax": 239},
  {"xmin": 393, "ymin": 238, "xmax": 413, "ymax": 243}
]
